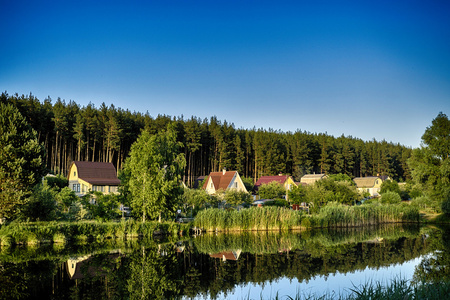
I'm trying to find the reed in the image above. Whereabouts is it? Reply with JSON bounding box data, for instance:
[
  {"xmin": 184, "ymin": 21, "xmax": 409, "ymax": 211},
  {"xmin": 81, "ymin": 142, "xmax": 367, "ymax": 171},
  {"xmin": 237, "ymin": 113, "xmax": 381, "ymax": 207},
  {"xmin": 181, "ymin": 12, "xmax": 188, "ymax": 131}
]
[
  {"xmin": 307, "ymin": 202, "xmax": 420, "ymax": 228},
  {"xmin": 193, "ymin": 207, "xmax": 304, "ymax": 232}
]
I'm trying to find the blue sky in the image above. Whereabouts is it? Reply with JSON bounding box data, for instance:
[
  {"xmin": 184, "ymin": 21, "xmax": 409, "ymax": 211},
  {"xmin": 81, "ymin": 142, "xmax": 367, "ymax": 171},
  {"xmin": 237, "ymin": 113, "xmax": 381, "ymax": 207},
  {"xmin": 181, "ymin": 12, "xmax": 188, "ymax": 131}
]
[{"xmin": 1, "ymin": 0, "xmax": 450, "ymax": 148}]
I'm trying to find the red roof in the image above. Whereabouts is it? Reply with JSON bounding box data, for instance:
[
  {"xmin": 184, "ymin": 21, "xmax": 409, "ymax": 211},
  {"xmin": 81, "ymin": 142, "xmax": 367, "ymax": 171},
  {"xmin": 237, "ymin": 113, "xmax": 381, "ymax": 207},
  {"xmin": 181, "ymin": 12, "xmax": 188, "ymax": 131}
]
[
  {"xmin": 202, "ymin": 171, "xmax": 237, "ymax": 190},
  {"xmin": 254, "ymin": 175, "xmax": 289, "ymax": 190},
  {"xmin": 72, "ymin": 161, "xmax": 120, "ymax": 185}
]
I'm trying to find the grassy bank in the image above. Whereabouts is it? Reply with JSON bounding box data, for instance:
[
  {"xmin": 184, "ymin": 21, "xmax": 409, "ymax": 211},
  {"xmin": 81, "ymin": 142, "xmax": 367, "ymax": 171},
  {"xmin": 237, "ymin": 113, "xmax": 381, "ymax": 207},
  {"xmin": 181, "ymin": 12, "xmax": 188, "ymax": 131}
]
[
  {"xmin": 257, "ymin": 278, "xmax": 450, "ymax": 300},
  {"xmin": 193, "ymin": 203, "xmax": 420, "ymax": 232},
  {"xmin": 0, "ymin": 220, "xmax": 190, "ymax": 246}
]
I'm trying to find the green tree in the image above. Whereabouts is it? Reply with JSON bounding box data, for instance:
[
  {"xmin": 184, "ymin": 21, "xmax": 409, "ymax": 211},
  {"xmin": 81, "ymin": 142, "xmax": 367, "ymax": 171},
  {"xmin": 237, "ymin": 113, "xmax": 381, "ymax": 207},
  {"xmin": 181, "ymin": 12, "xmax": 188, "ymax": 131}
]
[
  {"xmin": 380, "ymin": 180, "xmax": 401, "ymax": 195},
  {"xmin": 288, "ymin": 185, "xmax": 307, "ymax": 205},
  {"xmin": 408, "ymin": 112, "xmax": 450, "ymax": 210},
  {"xmin": 123, "ymin": 126, "xmax": 186, "ymax": 222},
  {"xmin": 223, "ymin": 189, "xmax": 251, "ymax": 206},
  {"xmin": 0, "ymin": 103, "xmax": 46, "ymax": 219},
  {"xmin": 258, "ymin": 181, "xmax": 286, "ymax": 200}
]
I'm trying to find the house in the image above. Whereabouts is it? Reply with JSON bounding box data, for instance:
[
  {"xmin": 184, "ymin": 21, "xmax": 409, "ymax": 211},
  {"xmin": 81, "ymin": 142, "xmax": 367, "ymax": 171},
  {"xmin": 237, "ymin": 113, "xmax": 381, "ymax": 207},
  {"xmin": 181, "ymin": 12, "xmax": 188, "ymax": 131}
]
[
  {"xmin": 202, "ymin": 169, "xmax": 247, "ymax": 195},
  {"xmin": 68, "ymin": 161, "xmax": 121, "ymax": 196},
  {"xmin": 353, "ymin": 176, "xmax": 383, "ymax": 197},
  {"xmin": 254, "ymin": 174, "xmax": 297, "ymax": 193},
  {"xmin": 300, "ymin": 174, "xmax": 328, "ymax": 185}
]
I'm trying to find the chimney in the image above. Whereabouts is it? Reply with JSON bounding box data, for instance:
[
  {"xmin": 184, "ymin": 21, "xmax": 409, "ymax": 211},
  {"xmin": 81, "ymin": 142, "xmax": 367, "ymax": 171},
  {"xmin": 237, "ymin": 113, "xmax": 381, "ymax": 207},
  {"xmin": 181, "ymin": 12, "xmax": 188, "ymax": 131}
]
[
  {"xmin": 279, "ymin": 172, "xmax": 282, "ymax": 176},
  {"xmin": 223, "ymin": 168, "xmax": 226, "ymax": 175}
]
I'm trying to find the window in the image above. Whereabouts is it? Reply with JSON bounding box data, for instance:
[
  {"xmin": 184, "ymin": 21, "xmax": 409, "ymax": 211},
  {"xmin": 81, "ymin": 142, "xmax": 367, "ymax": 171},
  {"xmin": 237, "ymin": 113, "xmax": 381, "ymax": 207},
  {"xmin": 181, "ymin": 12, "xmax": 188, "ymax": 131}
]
[
  {"xmin": 72, "ymin": 184, "xmax": 77, "ymax": 191},
  {"xmin": 74, "ymin": 171, "xmax": 76, "ymax": 177},
  {"xmin": 234, "ymin": 182, "xmax": 238, "ymax": 188}
]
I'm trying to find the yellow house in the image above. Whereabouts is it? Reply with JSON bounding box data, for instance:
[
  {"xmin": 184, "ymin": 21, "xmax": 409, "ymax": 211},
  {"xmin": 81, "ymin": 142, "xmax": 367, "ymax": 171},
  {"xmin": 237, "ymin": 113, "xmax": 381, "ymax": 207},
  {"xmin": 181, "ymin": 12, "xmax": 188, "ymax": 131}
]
[
  {"xmin": 203, "ymin": 169, "xmax": 247, "ymax": 195},
  {"xmin": 68, "ymin": 161, "xmax": 120, "ymax": 196},
  {"xmin": 353, "ymin": 176, "xmax": 383, "ymax": 197}
]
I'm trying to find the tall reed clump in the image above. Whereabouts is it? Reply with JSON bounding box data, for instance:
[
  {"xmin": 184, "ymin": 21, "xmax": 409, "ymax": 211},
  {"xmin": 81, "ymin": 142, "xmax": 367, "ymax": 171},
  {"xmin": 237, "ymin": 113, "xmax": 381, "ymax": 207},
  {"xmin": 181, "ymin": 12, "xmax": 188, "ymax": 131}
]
[
  {"xmin": 307, "ymin": 202, "xmax": 420, "ymax": 228},
  {"xmin": 193, "ymin": 207, "xmax": 303, "ymax": 232}
]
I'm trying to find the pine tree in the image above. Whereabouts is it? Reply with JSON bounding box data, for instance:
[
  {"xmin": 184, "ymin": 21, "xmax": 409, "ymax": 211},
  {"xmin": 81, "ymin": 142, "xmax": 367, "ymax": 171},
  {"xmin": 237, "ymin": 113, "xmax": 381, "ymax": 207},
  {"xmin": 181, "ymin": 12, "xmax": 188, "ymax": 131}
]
[{"xmin": 0, "ymin": 103, "xmax": 46, "ymax": 219}]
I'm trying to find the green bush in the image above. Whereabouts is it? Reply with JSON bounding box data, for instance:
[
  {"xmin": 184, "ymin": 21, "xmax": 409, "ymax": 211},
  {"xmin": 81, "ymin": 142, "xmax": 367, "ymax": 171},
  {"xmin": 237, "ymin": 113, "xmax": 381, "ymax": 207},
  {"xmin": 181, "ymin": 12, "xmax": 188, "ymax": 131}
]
[{"xmin": 381, "ymin": 191, "xmax": 402, "ymax": 204}]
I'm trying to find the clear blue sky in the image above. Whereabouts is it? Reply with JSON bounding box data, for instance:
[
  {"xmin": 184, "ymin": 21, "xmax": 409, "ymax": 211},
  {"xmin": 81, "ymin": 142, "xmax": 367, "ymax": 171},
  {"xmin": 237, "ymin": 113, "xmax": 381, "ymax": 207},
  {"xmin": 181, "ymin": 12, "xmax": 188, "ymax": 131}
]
[{"xmin": 2, "ymin": 0, "xmax": 449, "ymax": 148}]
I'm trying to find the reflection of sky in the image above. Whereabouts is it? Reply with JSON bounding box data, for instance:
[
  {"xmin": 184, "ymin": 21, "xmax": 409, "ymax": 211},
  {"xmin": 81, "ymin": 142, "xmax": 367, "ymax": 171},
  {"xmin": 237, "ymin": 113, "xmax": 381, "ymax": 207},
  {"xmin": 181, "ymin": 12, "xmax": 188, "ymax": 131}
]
[{"xmin": 194, "ymin": 255, "xmax": 425, "ymax": 299}]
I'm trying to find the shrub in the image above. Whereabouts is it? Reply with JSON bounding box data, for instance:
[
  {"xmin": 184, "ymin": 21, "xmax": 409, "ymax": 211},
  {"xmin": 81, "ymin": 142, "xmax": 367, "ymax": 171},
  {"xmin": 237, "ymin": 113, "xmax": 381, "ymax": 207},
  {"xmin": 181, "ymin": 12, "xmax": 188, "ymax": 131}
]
[{"xmin": 381, "ymin": 191, "xmax": 402, "ymax": 204}]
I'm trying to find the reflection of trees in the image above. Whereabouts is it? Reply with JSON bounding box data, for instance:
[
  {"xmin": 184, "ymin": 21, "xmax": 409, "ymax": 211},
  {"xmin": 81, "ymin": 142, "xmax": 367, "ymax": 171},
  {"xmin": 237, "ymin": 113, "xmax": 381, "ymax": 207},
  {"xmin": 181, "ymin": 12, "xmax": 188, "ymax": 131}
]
[
  {"xmin": 0, "ymin": 260, "xmax": 56, "ymax": 299},
  {"xmin": 127, "ymin": 244, "xmax": 180, "ymax": 300},
  {"xmin": 413, "ymin": 226, "xmax": 450, "ymax": 284}
]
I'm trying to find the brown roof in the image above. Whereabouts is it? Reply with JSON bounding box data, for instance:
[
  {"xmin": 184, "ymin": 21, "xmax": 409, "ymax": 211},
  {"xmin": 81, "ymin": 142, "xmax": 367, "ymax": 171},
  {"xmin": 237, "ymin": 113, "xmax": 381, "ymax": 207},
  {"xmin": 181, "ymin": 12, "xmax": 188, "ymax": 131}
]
[
  {"xmin": 203, "ymin": 171, "xmax": 237, "ymax": 190},
  {"xmin": 254, "ymin": 175, "xmax": 289, "ymax": 190},
  {"xmin": 72, "ymin": 161, "xmax": 120, "ymax": 185},
  {"xmin": 353, "ymin": 177, "xmax": 379, "ymax": 188}
]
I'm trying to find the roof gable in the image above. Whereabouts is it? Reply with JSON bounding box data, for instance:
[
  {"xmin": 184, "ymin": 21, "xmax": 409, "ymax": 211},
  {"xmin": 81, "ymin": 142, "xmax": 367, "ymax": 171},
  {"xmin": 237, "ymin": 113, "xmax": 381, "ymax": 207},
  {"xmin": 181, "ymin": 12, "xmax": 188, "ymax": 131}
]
[
  {"xmin": 71, "ymin": 161, "xmax": 120, "ymax": 185},
  {"xmin": 203, "ymin": 171, "xmax": 237, "ymax": 191}
]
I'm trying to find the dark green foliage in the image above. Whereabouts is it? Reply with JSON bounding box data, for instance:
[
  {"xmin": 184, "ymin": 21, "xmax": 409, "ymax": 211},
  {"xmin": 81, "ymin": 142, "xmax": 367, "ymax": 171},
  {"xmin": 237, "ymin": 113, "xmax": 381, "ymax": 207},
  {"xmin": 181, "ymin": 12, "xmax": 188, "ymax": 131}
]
[
  {"xmin": 43, "ymin": 174, "xmax": 68, "ymax": 191},
  {"xmin": 20, "ymin": 185, "xmax": 57, "ymax": 221},
  {"xmin": 0, "ymin": 102, "xmax": 46, "ymax": 219},
  {"xmin": 241, "ymin": 176, "xmax": 254, "ymax": 192}
]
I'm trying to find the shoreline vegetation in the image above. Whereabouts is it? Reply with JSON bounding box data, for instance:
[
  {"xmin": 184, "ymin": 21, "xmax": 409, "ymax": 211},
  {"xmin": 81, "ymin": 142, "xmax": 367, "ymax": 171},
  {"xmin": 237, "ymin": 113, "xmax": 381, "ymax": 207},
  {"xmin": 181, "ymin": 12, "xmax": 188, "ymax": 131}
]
[{"xmin": 2, "ymin": 203, "xmax": 448, "ymax": 247}]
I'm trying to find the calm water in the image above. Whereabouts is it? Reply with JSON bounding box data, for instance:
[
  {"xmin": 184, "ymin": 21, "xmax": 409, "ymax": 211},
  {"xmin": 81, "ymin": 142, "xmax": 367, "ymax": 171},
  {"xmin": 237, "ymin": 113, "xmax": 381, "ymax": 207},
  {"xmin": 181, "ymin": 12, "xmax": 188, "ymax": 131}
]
[{"xmin": 0, "ymin": 224, "xmax": 448, "ymax": 299}]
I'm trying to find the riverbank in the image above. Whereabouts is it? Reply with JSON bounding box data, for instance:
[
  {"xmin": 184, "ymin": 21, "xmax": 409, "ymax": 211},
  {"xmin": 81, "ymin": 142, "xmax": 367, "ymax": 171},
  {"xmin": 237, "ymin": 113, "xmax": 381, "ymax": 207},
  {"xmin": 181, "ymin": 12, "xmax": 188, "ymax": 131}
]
[{"xmin": 0, "ymin": 220, "xmax": 189, "ymax": 246}]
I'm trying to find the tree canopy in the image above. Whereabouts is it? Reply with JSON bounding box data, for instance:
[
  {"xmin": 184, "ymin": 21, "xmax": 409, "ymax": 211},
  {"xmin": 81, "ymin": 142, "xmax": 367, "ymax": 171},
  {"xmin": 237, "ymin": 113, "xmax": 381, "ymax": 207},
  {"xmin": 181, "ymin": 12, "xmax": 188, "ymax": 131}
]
[{"xmin": 123, "ymin": 126, "xmax": 186, "ymax": 222}]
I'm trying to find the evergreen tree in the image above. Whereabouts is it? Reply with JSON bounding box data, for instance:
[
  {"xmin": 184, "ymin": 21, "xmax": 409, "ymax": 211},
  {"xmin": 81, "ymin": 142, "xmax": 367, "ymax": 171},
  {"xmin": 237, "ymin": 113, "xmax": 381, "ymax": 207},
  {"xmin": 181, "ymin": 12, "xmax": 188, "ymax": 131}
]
[{"xmin": 0, "ymin": 103, "xmax": 46, "ymax": 219}]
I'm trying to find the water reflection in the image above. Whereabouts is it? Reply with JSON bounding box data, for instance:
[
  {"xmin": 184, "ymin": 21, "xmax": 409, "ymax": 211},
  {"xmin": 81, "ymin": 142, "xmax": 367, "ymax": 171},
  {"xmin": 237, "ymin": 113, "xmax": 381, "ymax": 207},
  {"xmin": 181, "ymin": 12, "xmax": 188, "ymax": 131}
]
[{"xmin": 0, "ymin": 224, "xmax": 447, "ymax": 299}]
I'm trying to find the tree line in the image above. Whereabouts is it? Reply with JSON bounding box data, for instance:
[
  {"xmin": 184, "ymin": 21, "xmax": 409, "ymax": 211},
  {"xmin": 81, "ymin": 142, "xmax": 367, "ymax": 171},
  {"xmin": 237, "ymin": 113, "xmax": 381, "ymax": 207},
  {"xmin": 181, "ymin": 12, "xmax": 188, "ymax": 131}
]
[{"xmin": 1, "ymin": 92, "xmax": 413, "ymax": 185}]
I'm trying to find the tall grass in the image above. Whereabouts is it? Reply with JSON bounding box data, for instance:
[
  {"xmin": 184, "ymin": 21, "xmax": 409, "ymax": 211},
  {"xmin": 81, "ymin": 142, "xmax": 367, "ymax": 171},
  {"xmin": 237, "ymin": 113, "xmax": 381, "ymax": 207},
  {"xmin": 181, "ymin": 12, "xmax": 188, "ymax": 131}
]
[
  {"xmin": 193, "ymin": 203, "xmax": 419, "ymax": 232},
  {"xmin": 307, "ymin": 202, "xmax": 420, "ymax": 228},
  {"xmin": 0, "ymin": 220, "xmax": 190, "ymax": 246},
  {"xmin": 193, "ymin": 207, "xmax": 303, "ymax": 232}
]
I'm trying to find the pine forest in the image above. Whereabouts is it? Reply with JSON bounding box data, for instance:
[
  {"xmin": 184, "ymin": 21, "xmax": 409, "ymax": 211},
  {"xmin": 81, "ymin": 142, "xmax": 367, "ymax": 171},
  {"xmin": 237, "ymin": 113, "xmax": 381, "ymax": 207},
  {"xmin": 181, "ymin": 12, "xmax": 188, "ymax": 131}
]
[{"xmin": 1, "ymin": 92, "xmax": 413, "ymax": 186}]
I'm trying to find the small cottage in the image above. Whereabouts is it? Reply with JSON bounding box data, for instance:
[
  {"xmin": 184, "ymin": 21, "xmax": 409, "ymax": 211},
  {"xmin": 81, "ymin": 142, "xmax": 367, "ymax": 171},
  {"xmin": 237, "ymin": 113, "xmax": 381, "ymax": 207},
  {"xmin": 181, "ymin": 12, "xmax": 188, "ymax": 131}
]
[
  {"xmin": 353, "ymin": 176, "xmax": 383, "ymax": 197},
  {"xmin": 203, "ymin": 169, "xmax": 247, "ymax": 195},
  {"xmin": 68, "ymin": 161, "xmax": 121, "ymax": 196}
]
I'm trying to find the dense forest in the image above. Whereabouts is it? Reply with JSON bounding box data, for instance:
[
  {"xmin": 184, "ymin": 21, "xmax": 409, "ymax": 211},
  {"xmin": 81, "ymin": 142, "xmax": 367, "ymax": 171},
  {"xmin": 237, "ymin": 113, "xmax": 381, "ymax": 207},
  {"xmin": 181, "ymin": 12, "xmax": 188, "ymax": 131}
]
[{"xmin": 1, "ymin": 92, "xmax": 413, "ymax": 185}]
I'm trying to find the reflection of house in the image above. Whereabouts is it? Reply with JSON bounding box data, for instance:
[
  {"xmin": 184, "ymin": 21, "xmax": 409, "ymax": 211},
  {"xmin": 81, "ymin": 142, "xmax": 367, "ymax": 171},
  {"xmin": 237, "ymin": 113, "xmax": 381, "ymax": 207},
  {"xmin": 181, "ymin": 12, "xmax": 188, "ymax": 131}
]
[
  {"xmin": 210, "ymin": 250, "xmax": 242, "ymax": 261},
  {"xmin": 203, "ymin": 169, "xmax": 247, "ymax": 195},
  {"xmin": 300, "ymin": 174, "xmax": 327, "ymax": 185},
  {"xmin": 66, "ymin": 252, "xmax": 121, "ymax": 280},
  {"xmin": 353, "ymin": 176, "xmax": 383, "ymax": 197},
  {"xmin": 68, "ymin": 161, "xmax": 121, "ymax": 196},
  {"xmin": 254, "ymin": 174, "xmax": 297, "ymax": 193}
]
